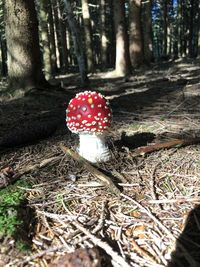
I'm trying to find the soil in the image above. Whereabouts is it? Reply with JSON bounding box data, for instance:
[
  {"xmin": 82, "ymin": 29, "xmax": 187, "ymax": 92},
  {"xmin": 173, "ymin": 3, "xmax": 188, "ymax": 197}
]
[{"xmin": 1, "ymin": 59, "xmax": 200, "ymax": 267}]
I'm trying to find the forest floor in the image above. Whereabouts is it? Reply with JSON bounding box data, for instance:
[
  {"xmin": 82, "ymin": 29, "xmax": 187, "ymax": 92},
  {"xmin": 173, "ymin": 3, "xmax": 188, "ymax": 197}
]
[{"xmin": 1, "ymin": 59, "xmax": 200, "ymax": 267}]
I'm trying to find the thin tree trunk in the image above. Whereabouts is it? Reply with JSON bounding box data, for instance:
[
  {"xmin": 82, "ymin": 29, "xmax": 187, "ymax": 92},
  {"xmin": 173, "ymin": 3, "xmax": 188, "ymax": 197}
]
[
  {"xmin": 48, "ymin": 0, "xmax": 58, "ymax": 75},
  {"xmin": 63, "ymin": 0, "xmax": 88, "ymax": 85},
  {"xmin": 142, "ymin": 0, "xmax": 153, "ymax": 64},
  {"xmin": 52, "ymin": 0, "xmax": 63, "ymax": 71},
  {"xmin": 0, "ymin": 36, "xmax": 7, "ymax": 77},
  {"xmin": 188, "ymin": 0, "xmax": 195, "ymax": 58},
  {"xmin": 198, "ymin": 1, "xmax": 200, "ymax": 57},
  {"xmin": 100, "ymin": 0, "xmax": 108, "ymax": 69},
  {"xmin": 58, "ymin": 0, "xmax": 68, "ymax": 72},
  {"xmin": 163, "ymin": 1, "xmax": 168, "ymax": 57},
  {"xmin": 38, "ymin": 1, "xmax": 52, "ymax": 79},
  {"xmin": 4, "ymin": 0, "xmax": 47, "ymax": 92},
  {"xmin": 81, "ymin": 0, "xmax": 94, "ymax": 73},
  {"xmin": 113, "ymin": 0, "xmax": 131, "ymax": 76},
  {"xmin": 129, "ymin": 0, "xmax": 143, "ymax": 67}
]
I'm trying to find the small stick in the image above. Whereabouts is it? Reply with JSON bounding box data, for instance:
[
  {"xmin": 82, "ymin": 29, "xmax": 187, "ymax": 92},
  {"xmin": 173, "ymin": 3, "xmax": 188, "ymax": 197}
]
[
  {"xmin": 59, "ymin": 144, "xmax": 120, "ymax": 195},
  {"xmin": 146, "ymin": 197, "xmax": 200, "ymax": 204},
  {"xmin": 132, "ymin": 138, "xmax": 200, "ymax": 156},
  {"xmin": 130, "ymin": 238, "xmax": 157, "ymax": 264}
]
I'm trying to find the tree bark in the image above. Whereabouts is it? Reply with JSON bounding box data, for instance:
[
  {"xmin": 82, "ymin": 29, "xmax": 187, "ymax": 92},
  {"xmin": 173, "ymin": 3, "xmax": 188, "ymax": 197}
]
[
  {"xmin": 129, "ymin": 0, "xmax": 143, "ymax": 67},
  {"xmin": 48, "ymin": 0, "xmax": 58, "ymax": 75},
  {"xmin": 162, "ymin": 0, "xmax": 168, "ymax": 57},
  {"xmin": 188, "ymin": 0, "xmax": 195, "ymax": 58},
  {"xmin": 63, "ymin": 0, "xmax": 88, "ymax": 85},
  {"xmin": 142, "ymin": 0, "xmax": 153, "ymax": 64},
  {"xmin": 100, "ymin": 0, "xmax": 108, "ymax": 69},
  {"xmin": 38, "ymin": 1, "xmax": 52, "ymax": 79},
  {"xmin": 81, "ymin": 0, "xmax": 94, "ymax": 73},
  {"xmin": 57, "ymin": 0, "xmax": 68, "ymax": 72},
  {"xmin": 4, "ymin": 0, "xmax": 48, "ymax": 92},
  {"xmin": 113, "ymin": 0, "xmax": 131, "ymax": 76}
]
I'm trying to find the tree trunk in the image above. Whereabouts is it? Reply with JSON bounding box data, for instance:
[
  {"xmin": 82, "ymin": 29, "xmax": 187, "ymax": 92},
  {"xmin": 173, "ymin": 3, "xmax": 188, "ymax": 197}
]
[
  {"xmin": 57, "ymin": 0, "xmax": 68, "ymax": 72},
  {"xmin": 81, "ymin": 0, "xmax": 94, "ymax": 73},
  {"xmin": 162, "ymin": 0, "xmax": 168, "ymax": 57},
  {"xmin": 0, "ymin": 36, "xmax": 7, "ymax": 77},
  {"xmin": 63, "ymin": 0, "xmax": 88, "ymax": 85},
  {"xmin": 129, "ymin": 0, "xmax": 143, "ymax": 67},
  {"xmin": 48, "ymin": 0, "xmax": 58, "ymax": 75},
  {"xmin": 52, "ymin": 0, "xmax": 63, "ymax": 71},
  {"xmin": 188, "ymin": 0, "xmax": 195, "ymax": 58},
  {"xmin": 100, "ymin": 0, "xmax": 108, "ymax": 69},
  {"xmin": 4, "ymin": 0, "xmax": 47, "ymax": 92},
  {"xmin": 38, "ymin": 1, "xmax": 52, "ymax": 79},
  {"xmin": 198, "ymin": 1, "xmax": 200, "ymax": 57},
  {"xmin": 142, "ymin": 0, "xmax": 153, "ymax": 64},
  {"xmin": 113, "ymin": 0, "xmax": 131, "ymax": 76}
]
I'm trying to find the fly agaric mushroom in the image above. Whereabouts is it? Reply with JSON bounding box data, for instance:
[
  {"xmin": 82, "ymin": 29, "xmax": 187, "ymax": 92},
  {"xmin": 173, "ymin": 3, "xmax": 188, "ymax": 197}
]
[{"xmin": 66, "ymin": 91, "xmax": 112, "ymax": 163}]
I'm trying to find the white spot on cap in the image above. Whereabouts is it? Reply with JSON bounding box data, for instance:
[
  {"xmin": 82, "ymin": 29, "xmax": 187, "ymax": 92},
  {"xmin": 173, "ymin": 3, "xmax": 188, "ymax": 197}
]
[
  {"xmin": 98, "ymin": 104, "xmax": 102, "ymax": 108},
  {"xmin": 82, "ymin": 120, "xmax": 87, "ymax": 124},
  {"xmin": 75, "ymin": 123, "xmax": 80, "ymax": 126},
  {"xmin": 88, "ymin": 114, "xmax": 92, "ymax": 118},
  {"xmin": 98, "ymin": 113, "xmax": 101, "ymax": 116},
  {"xmin": 82, "ymin": 106, "xmax": 87, "ymax": 112},
  {"xmin": 77, "ymin": 114, "xmax": 81, "ymax": 119},
  {"xmin": 91, "ymin": 104, "xmax": 94, "ymax": 108},
  {"xmin": 92, "ymin": 121, "xmax": 97, "ymax": 125}
]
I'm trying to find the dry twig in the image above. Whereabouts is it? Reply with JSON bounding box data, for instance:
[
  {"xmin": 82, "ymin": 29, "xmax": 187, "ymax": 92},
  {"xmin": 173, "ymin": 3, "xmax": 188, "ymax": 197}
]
[{"xmin": 60, "ymin": 144, "xmax": 120, "ymax": 195}]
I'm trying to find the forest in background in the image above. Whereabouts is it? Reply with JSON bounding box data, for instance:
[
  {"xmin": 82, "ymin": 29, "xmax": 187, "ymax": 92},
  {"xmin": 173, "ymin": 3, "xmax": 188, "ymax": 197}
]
[
  {"xmin": 0, "ymin": 0, "xmax": 200, "ymax": 93},
  {"xmin": 1, "ymin": 1, "xmax": 200, "ymax": 266}
]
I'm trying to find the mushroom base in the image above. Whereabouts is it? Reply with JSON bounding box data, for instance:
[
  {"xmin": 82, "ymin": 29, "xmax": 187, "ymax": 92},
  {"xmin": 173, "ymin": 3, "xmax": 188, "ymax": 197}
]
[{"xmin": 78, "ymin": 133, "xmax": 111, "ymax": 163}]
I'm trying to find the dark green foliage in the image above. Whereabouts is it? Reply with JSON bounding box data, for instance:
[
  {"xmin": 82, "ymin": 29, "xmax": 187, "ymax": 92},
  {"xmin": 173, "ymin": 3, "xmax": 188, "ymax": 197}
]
[{"xmin": 0, "ymin": 179, "xmax": 30, "ymax": 237}]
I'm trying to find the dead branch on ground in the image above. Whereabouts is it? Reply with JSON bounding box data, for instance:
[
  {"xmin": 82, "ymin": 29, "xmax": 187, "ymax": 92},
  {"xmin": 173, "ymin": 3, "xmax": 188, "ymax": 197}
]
[{"xmin": 59, "ymin": 144, "xmax": 121, "ymax": 195}]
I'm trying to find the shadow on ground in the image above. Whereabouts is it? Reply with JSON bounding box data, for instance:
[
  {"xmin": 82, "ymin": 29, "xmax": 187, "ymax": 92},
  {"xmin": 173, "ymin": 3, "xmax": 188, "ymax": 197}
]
[{"xmin": 168, "ymin": 205, "xmax": 200, "ymax": 267}]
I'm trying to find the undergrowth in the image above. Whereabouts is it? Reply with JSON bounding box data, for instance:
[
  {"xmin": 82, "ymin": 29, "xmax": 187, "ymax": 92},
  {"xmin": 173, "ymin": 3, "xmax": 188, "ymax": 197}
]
[{"xmin": 0, "ymin": 179, "xmax": 30, "ymax": 238}]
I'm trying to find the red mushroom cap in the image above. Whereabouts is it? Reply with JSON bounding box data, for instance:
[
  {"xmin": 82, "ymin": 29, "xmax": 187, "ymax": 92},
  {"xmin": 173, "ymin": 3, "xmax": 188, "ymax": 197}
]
[{"xmin": 66, "ymin": 91, "xmax": 112, "ymax": 133}]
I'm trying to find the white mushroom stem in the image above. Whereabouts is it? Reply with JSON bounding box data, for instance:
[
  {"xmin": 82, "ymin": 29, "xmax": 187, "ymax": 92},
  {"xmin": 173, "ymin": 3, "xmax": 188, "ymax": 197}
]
[{"xmin": 78, "ymin": 133, "xmax": 111, "ymax": 163}]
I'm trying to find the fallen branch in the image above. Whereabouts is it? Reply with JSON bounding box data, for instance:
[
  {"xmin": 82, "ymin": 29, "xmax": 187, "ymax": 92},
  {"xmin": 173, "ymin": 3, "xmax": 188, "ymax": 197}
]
[
  {"xmin": 0, "ymin": 156, "xmax": 61, "ymax": 189},
  {"xmin": 59, "ymin": 144, "xmax": 120, "ymax": 195},
  {"xmin": 132, "ymin": 138, "xmax": 200, "ymax": 156}
]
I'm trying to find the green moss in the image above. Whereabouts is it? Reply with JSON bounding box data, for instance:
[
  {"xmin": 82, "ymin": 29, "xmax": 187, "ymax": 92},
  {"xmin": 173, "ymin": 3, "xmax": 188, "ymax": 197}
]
[
  {"xmin": 16, "ymin": 240, "xmax": 31, "ymax": 252},
  {"xmin": 0, "ymin": 179, "xmax": 30, "ymax": 237}
]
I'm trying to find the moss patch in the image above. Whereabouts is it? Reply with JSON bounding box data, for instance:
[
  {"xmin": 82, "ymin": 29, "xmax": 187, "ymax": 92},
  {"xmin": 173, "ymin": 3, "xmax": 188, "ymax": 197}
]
[{"xmin": 0, "ymin": 179, "xmax": 30, "ymax": 238}]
